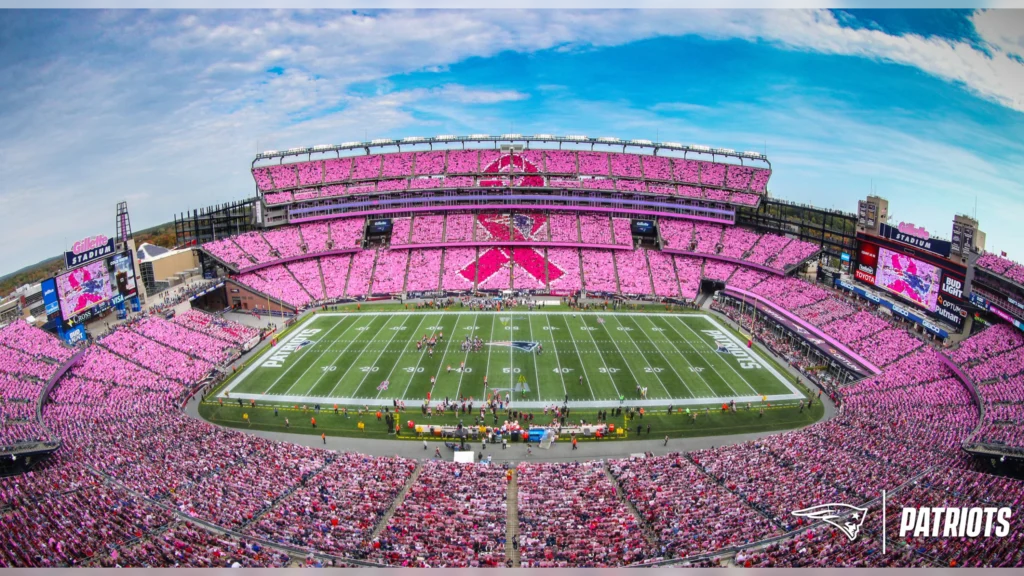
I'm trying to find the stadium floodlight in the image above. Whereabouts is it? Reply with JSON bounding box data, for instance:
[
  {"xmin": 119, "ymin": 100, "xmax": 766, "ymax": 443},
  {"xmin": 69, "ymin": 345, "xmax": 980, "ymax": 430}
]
[
  {"xmin": 263, "ymin": 149, "xmax": 280, "ymax": 155},
  {"xmin": 435, "ymin": 134, "xmax": 458, "ymax": 140},
  {"xmin": 340, "ymin": 141, "xmax": 361, "ymax": 148},
  {"xmin": 469, "ymin": 134, "xmax": 490, "ymax": 139},
  {"xmin": 691, "ymin": 144, "xmax": 711, "ymax": 151},
  {"xmin": 630, "ymin": 139, "xmax": 653, "ymax": 145},
  {"xmin": 597, "ymin": 136, "xmax": 620, "ymax": 143},
  {"xmin": 501, "ymin": 133, "xmax": 522, "ymax": 139},
  {"xmin": 565, "ymin": 135, "xmax": 587, "ymax": 141},
  {"xmin": 370, "ymin": 138, "xmax": 394, "ymax": 145},
  {"xmin": 312, "ymin": 145, "xmax": 333, "ymax": 151},
  {"xmin": 402, "ymin": 136, "xmax": 426, "ymax": 142},
  {"xmin": 532, "ymin": 134, "xmax": 554, "ymax": 139},
  {"xmin": 661, "ymin": 142, "xmax": 682, "ymax": 148},
  {"xmin": 718, "ymin": 148, "xmax": 736, "ymax": 154},
  {"xmin": 742, "ymin": 150, "xmax": 762, "ymax": 158}
]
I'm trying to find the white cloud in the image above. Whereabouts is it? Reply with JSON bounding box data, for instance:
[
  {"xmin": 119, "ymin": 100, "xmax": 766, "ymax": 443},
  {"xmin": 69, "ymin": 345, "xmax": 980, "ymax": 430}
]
[{"xmin": 1, "ymin": 9, "xmax": 1024, "ymax": 275}]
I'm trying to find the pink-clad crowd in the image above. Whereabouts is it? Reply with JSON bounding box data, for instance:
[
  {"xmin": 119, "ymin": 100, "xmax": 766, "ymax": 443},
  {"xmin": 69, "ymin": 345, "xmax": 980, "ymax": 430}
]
[
  {"xmin": 518, "ymin": 461, "xmax": 649, "ymax": 567},
  {"xmin": 369, "ymin": 462, "xmax": 507, "ymax": 567}
]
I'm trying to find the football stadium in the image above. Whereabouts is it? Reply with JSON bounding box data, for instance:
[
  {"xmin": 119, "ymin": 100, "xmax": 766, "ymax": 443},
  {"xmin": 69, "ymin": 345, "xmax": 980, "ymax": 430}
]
[
  {"xmin": 8, "ymin": 10, "xmax": 1024, "ymax": 573},
  {"xmin": 1, "ymin": 131, "xmax": 1022, "ymax": 569}
]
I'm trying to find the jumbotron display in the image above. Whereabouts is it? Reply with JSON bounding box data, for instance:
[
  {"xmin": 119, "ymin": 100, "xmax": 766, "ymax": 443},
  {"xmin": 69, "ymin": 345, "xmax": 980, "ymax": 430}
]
[
  {"xmin": 876, "ymin": 246, "xmax": 942, "ymax": 311},
  {"xmin": 55, "ymin": 260, "xmax": 112, "ymax": 319},
  {"xmin": 55, "ymin": 251, "xmax": 137, "ymax": 321}
]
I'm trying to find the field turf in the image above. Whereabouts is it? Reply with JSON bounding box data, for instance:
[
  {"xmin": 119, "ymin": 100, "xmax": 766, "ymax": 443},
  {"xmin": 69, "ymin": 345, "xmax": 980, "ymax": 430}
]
[{"xmin": 217, "ymin": 310, "xmax": 805, "ymax": 409}]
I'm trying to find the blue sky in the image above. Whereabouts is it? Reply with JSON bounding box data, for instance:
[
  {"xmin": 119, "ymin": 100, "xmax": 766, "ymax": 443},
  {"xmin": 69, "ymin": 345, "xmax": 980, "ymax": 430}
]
[{"xmin": 0, "ymin": 8, "xmax": 1022, "ymax": 276}]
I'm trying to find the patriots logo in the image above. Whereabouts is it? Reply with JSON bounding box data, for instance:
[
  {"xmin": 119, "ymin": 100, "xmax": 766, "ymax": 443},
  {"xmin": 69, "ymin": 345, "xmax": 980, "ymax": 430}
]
[
  {"xmin": 377, "ymin": 380, "xmax": 390, "ymax": 391},
  {"xmin": 791, "ymin": 503, "xmax": 869, "ymax": 541},
  {"xmin": 294, "ymin": 339, "xmax": 315, "ymax": 351},
  {"xmin": 457, "ymin": 213, "xmax": 563, "ymax": 288},
  {"xmin": 488, "ymin": 341, "xmax": 540, "ymax": 352}
]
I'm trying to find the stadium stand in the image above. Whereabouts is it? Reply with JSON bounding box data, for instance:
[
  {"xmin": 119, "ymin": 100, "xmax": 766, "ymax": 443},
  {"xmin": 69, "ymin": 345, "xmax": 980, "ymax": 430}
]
[{"xmin": 517, "ymin": 461, "xmax": 650, "ymax": 567}]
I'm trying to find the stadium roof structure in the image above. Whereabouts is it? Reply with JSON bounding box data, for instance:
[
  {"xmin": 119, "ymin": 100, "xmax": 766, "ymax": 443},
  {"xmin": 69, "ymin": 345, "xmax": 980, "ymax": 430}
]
[{"xmin": 253, "ymin": 134, "xmax": 769, "ymax": 166}]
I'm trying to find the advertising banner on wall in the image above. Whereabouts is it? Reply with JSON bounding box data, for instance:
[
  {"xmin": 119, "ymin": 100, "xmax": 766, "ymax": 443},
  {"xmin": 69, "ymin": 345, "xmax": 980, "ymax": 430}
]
[
  {"xmin": 854, "ymin": 242, "xmax": 879, "ymax": 285},
  {"xmin": 40, "ymin": 278, "xmax": 61, "ymax": 320}
]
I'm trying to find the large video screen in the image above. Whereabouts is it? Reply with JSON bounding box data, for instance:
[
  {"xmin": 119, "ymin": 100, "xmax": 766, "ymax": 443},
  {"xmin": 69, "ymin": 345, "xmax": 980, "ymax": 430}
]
[
  {"xmin": 631, "ymin": 220, "xmax": 657, "ymax": 237},
  {"xmin": 366, "ymin": 218, "xmax": 392, "ymax": 235},
  {"xmin": 56, "ymin": 251, "xmax": 137, "ymax": 321},
  {"xmin": 875, "ymin": 246, "xmax": 942, "ymax": 311}
]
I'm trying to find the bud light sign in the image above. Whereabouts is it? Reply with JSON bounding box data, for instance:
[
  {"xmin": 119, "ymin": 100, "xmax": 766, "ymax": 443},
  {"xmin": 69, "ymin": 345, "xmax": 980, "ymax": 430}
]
[{"xmin": 65, "ymin": 235, "xmax": 115, "ymax": 268}]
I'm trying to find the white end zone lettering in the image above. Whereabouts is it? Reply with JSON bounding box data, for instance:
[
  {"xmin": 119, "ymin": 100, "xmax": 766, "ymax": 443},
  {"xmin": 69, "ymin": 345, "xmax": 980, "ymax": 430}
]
[
  {"xmin": 702, "ymin": 330, "xmax": 760, "ymax": 369},
  {"xmin": 261, "ymin": 328, "xmax": 321, "ymax": 368}
]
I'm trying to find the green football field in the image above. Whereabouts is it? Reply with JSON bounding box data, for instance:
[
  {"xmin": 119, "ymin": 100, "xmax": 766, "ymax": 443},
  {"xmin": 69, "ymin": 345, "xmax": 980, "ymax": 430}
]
[{"xmin": 219, "ymin": 311, "xmax": 805, "ymax": 408}]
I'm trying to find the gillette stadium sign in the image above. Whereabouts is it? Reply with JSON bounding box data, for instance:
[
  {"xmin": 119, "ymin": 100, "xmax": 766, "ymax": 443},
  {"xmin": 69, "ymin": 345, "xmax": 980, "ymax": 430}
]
[{"xmin": 65, "ymin": 234, "xmax": 115, "ymax": 268}]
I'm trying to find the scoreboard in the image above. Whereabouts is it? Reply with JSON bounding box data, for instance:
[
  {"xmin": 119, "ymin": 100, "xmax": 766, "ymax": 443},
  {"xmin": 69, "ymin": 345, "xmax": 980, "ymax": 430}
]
[{"xmin": 855, "ymin": 233, "xmax": 968, "ymax": 330}]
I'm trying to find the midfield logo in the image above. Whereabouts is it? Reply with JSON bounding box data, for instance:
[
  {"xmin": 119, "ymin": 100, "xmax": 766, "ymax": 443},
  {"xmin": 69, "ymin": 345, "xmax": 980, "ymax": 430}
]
[
  {"xmin": 487, "ymin": 341, "xmax": 541, "ymax": 352},
  {"xmin": 792, "ymin": 503, "xmax": 869, "ymax": 541}
]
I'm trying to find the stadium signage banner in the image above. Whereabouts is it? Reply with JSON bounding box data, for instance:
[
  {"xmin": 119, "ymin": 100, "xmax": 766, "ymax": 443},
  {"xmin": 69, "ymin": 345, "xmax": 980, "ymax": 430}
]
[
  {"xmin": 936, "ymin": 294, "xmax": 967, "ymax": 328},
  {"xmin": 836, "ymin": 279, "xmax": 949, "ymax": 338},
  {"xmin": 65, "ymin": 235, "xmax": 115, "ymax": 268},
  {"xmin": 854, "ymin": 242, "xmax": 878, "ymax": 285},
  {"xmin": 941, "ymin": 275, "xmax": 964, "ymax": 299},
  {"xmin": 878, "ymin": 223, "xmax": 952, "ymax": 257},
  {"xmin": 41, "ymin": 277, "xmax": 61, "ymax": 319}
]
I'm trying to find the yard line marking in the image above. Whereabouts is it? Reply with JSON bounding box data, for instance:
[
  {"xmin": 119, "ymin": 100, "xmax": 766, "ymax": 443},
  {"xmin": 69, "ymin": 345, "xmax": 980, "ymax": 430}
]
[
  {"xmin": 406, "ymin": 314, "xmax": 460, "ymax": 400},
  {"xmin": 583, "ymin": 316, "xmax": 637, "ymax": 400},
  {"xmin": 375, "ymin": 315, "xmax": 430, "ymax": 399},
  {"xmin": 543, "ymin": 315, "xmax": 568, "ymax": 399},
  {"xmin": 619, "ymin": 315, "xmax": 684, "ymax": 398},
  {"xmin": 524, "ymin": 314, "xmax": 542, "ymax": 401},
  {"xmin": 676, "ymin": 318, "xmax": 759, "ymax": 396},
  {"xmin": 452, "ymin": 315, "xmax": 480, "ymax": 402},
  {"xmin": 287, "ymin": 315, "xmax": 375, "ymax": 397},
  {"xmin": 677, "ymin": 316, "xmax": 765, "ymax": 396},
  {"xmin": 509, "ymin": 314, "xmax": 515, "ymax": 394},
  {"xmin": 558, "ymin": 314, "xmax": 599, "ymax": 401},
  {"xmin": 322, "ymin": 315, "xmax": 404, "ymax": 399},
  {"xmin": 481, "ymin": 314, "xmax": 498, "ymax": 401},
  {"xmin": 328, "ymin": 315, "xmax": 407, "ymax": 399},
  {"xmin": 639, "ymin": 316, "xmax": 716, "ymax": 397},
  {"xmin": 272, "ymin": 316, "xmax": 354, "ymax": 396},
  {"xmin": 667, "ymin": 316, "xmax": 743, "ymax": 396}
]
